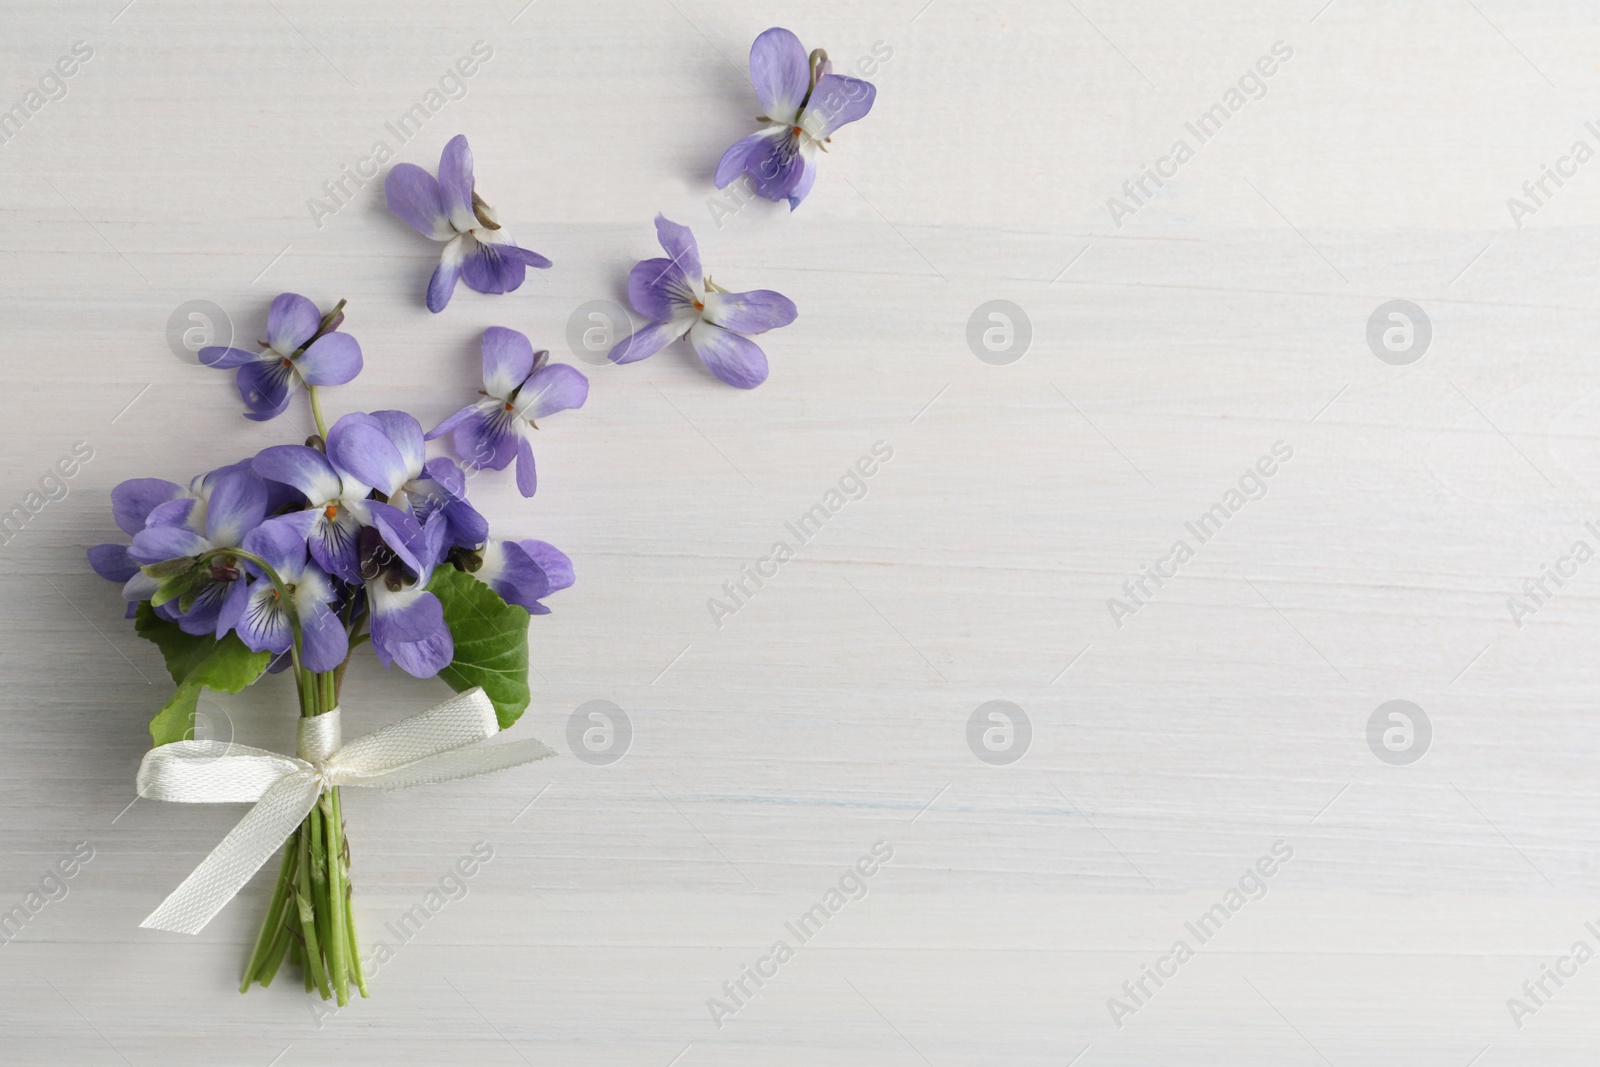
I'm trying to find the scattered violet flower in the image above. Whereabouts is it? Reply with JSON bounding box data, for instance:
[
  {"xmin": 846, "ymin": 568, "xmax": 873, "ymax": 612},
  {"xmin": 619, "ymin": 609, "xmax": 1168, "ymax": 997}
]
[
  {"xmin": 385, "ymin": 134, "xmax": 552, "ymax": 313},
  {"xmin": 199, "ymin": 294, "xmax": 362, "ymax": 421},
  {"xmin": 221, "ymin": 516, "xmax": 348, "ymax": 673},
  {"xmin": 427, "ymin": 327, "xmax": 589, "ymax": 497},
  {"xmin": 714, "ymin": 27, "xmax": 877, "ymax": 210},
  {"xmin": 608, "ymin": 215, "xmax": 796, "ymax": 389}
]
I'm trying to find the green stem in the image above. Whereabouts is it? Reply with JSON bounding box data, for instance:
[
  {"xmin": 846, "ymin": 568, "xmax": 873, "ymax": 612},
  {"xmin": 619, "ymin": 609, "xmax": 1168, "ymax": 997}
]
[
  {"xmin": 304, "ymin": 715, "xmax": 342, "ymax": 1004},
  {"xmin": 291, "ymin": 923, "xmax": 312, "ymax": 992},
  {"xmin": 320, "ymin": 793, "xmax": 350, "ymax": 1005},
  {"xmin": 309, "ymin": 386, "xmax": 329, "ymax": 440},
  {"xmin": 256, "ymin": 922, "xmax": 293, "ymax": 988},
  {"xmin": 295, "ymin": 813, "xmax": 331, "ymax": 999},
  {"xmin": 333, "ymin": 785, "xmax": 368, "ymax": 998},
  {"xmin": 240, "ymin": 840, "xmax": 298, "ymax": 991}
]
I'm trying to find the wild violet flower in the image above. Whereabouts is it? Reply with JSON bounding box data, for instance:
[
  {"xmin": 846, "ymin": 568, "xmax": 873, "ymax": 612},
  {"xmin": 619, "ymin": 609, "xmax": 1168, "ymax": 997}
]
[
  {"xmin": 221, "ymin": 515, "xmax": 348, "ymax": 673},
  {"xmin": 385, "ymin": 134, "xmax": 552, "ymax": 312},
  {"xmin": 357, "ymin": 520, "xmax": 453, "ymax": 678},
  {"xmin": 459, "ymin": 537, "xmax": 573, "ymax": 615},
  {"xmin": 251, "ymin": 441, "xmax": 376, "ymax": 584},
  {"xmin": 127, "ymin": 469, "xmax": 269, "ymax": 635},
  {"xmin": 199, "ymin": 293, "xmax": 362, "ymax": 421},
  {"xmin": 325, "ymin": 410, "xmax": 486, "ymax": 557},
  {"xmin": 89, "ymin": 477, "xmax": 191, "ymax": 586},
  {"xmin": 715, "ymin": 27, "xmax": 877, "ymax": 210},
  {"xmin": 428, "ymin": 327, "xmax": 589, "ymax": 497},
  {"xmin": 608, "ymin": 215, "xmax": 796, "ymax": 389}
]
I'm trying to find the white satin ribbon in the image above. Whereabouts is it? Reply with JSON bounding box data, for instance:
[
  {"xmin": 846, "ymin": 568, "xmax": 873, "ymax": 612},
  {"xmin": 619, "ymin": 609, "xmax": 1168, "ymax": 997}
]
[{"xmin": 136, "ymin": 687, "xmax": 553, "ymax": 935}]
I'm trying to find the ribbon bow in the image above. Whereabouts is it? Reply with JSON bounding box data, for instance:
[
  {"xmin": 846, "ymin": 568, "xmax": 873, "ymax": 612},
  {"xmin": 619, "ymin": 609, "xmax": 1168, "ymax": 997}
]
[{"xmin": 136, "ymin": 687, "xmax": 553, "ymax": 935}]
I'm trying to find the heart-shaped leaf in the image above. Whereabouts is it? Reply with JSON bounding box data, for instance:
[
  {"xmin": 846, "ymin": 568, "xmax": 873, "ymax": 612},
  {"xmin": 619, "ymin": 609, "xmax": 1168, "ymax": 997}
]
[
  {"xmin": 135, "ymin": 603, "xmax": 271, "ymax": 745},
  {"xmin": 427, "ymin": 566, "xmax": 531, "ymax": 728}
]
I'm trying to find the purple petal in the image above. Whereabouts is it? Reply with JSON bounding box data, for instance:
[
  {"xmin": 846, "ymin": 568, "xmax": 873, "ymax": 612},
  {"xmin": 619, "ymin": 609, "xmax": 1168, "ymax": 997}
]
[
  {"xmin": 482, "ymin": 326, "xmax": 536, "ymax": 400},
  {"xmin": 371, "ymin": 410, "xmax": 426, "ymax": 479},
  {"xmin": 298, "ymin": 599, "xmax": 349, "ymax": 673},
  {"xmin": 460, "ymin": 237, "xmax": 528, "ymax": 296},
  {"xmin": 409, "ymin": 460, "xmax": 484, "ymax": 548},
  {"xmin": 519, "ymin": 539, "xmax": 574, "ymax": 593},
  {"xmin": 423, "ymin": 456, "xmax": 466, "ymax": 496},
  {"xmin": 608, "ymin": 320, "xmax": 687, "ymax": 365},
  {"xmin": 308, "ymin": 507, "xmax": 363, "ymax": 583},
  {"xmin": 627, "ymin": 257, "xmax": 698, "ymax": 323},
  {"xmin": 749, "ymin": 27, "xmax": 810, "ymax": 120},
  {"xmin": 366, "ymin": 499, "xmax": 430, "ymax": 578},
  {"xmin": 204, "ymin": 470, "xmax": 268, "ymax": 548},
  {"xmin": 426, "ymin": 404, "xmax": 478, "ymax": 443},
  {"xmin": 144, "ymin": 497, "xmax": 198, "ymax": 530},
  {"xmin": 444, "ymin": 402, "xmax": 519, "ymax": 473},
  {"xmin": 483, "ymin": 540, "xmax": 552, "ymax": 611},
  {"xmin": 515, "ymin": 436, "xmax": 537, "ymax": 497},
  {"xmin": 498, "ymin": 243, "xmax": 552, "ymax": 270},
  {"xmin": 233, "ymin": 583, "xmax": 292, "ymax": 654},
  {"xmin": 716, "ymin": 130, "xmax": 783, "ymax": 189},
  {"xmin": 130, "ymin": 524, "xmax": 209, "ymax": 565},
  {"xmin": 252, "ymin": 445, "xmax": 343, "ymax": 505},
  {"xmin": 122, "ymin": 571, "xmax": 159, "ymax": 604},
  {"xmin": 687, "ymin": 320, "xmax": 769, "ymax": 389},
  {"xmin": 702, "ymin": 290, "xmax": 797, "ymax": 334},
  {"xmin": 236, "ymin": 359, "xmax": 298, "ymax": 421},
  {"xmin": 216, "ymin": 574, "xmax": 249, "ymax": 637},
  {"xmin": 437, "ymin": 134, "xmax": 478, "ymax": 233},
  {"xmin": 176, "ymin": 578, "xmax": 240, "ymax": 637},
  {"xmin": 427, "ymin": 238, "xmax": 466, "ymax": 313},
  {"xmin": 198, "ymin": 346, "xmax": 263, "ymax": 370},
  {"xmin": 328, "ymin": 412, "xmax": 410, "ymax": 496},
  {"xmin": 370, "ymin": 586, "xmax": 453, "ymax": 677},
  {"xmin": 266, "ymin": 293, "xmax": 321, "ymax": 354},
  {"xmin": 240, "ymin": 513, "xmax": 312, "ymax": 578},
  {"xmin": 442, "ymin": 496, "xmax": 488, "ymax": 548},
  {"xmin": 385, "ymin": 162, "xmax": 454, "ymax": 240},
  {"xmin": 111, "ymin": 478, "xmax": 184, "ymax": 535},
  {"xmin": 513, "ymin": 363, "xmax": 589, "ymax": 421},
  {"xmin": 800, "ymin": 74, "xmax": 877, "ymax": 138},
  {"xmin": 653, "ymin": 215, "xmax": 701, "ymax": 282},
  {"xmin": 785, "ymin": 153, "xmax": 818, "ymax": 210},
  {"xmin": 296, "ymin": 332, "xmax": 363, "ymax": 387},
  {"xmin": 742, "ymin": 133, "xmax": 808, "ymax": 203},
  {"xmin": 89, "ymin": 543, "xmax": 139, "ymax": 582},
  {"xmin": 422, "ymin": 511, "xmax": 449, "ymax": 572}
]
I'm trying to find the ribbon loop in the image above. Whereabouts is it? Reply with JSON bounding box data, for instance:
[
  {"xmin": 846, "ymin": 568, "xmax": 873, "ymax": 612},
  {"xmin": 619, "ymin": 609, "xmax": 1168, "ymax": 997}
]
[{"xmin": 136, "ymin": 687, "xmax": 552, "ymax": 935}]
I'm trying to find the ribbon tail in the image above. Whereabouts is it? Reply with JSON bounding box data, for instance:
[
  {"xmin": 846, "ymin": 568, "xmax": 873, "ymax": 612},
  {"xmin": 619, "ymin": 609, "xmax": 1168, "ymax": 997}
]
[
  {"xmin": 140, "ymin": 771, "xmax": 322, "ymax": 935},
  {"xmin": 347, "ymin": 738, "xmax": 556, "ymax": 791}
]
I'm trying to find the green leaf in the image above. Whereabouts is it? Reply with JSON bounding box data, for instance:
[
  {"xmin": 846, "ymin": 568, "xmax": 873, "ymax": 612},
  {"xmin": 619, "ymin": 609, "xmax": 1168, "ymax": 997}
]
[
  {"xmin": 134, "ymin": 603, "xmax": 272, "ymax": 746},
  {"xmin": 135, "ymin": 603, "xmax": 218, "ymax": 685},
  {"xmin": 427, "ymin": 566, "xmax": 531, "ymax": 728}
]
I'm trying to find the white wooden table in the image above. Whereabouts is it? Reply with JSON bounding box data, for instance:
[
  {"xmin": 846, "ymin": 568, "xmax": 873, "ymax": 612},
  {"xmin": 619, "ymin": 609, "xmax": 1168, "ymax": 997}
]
[{"xmin": 4, "ymin": 0, "xmax": 1600, "ymax": 1063}]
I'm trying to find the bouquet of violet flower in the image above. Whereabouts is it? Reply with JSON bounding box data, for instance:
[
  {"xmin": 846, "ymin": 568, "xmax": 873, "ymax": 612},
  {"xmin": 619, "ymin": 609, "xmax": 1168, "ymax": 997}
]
[{"xmin": 88, "ymin": 292, "xmax": 587, "ymax": 1004}]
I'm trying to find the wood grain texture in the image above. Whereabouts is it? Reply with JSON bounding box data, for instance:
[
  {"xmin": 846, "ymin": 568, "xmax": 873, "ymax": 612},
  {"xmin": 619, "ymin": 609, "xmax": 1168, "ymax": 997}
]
[{"xmin": 3, "ymin": 0, "xmax": 1600, "ymax": 1063}]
